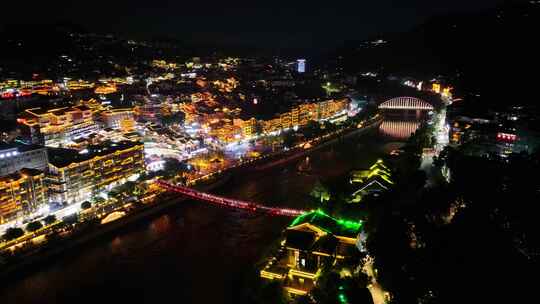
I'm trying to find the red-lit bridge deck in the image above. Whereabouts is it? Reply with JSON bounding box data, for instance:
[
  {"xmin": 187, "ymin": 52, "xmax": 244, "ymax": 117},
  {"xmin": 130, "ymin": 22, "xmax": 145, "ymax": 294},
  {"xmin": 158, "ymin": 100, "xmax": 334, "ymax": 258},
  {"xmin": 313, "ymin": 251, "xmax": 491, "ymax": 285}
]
[{"xmin": 156, "ymin": 180, "xmax": 305, "ymax": 217}]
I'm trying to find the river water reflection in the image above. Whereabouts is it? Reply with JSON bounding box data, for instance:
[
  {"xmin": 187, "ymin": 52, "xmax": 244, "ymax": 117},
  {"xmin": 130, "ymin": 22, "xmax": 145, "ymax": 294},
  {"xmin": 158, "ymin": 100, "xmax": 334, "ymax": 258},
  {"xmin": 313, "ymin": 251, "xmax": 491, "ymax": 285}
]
[{"xmin": 1, "ymin": 125, "xmax": 412, "ymax": 304}]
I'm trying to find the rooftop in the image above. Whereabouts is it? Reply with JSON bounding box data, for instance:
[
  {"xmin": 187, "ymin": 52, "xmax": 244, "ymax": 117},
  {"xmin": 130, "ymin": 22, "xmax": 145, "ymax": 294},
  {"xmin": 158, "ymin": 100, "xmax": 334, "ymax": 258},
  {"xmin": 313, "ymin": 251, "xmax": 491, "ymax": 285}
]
[
  {"xmin": 351, "ymin": 159, "xmax": 394, "ymax": 186},
  {"xmin": 0, "ymin": 168, "xmax": 44, "ymax": 182},
  {"xmin": 285, "ymin": 229, "xmax": 316, "ymax": 251},
  {"xmin": 289, "ymin": 209, "xmax": 362, "ymax": 239},
  {"xmin": 0, "ymin": 142, "xmax": 45, "ymax": 153},
  {"xmin": 48, "ymin": 140, "xmax": 142, "ymax": 168},
  {"xmin": 24, "ymin": 105, "xmax": 91, "ymax": 117}
]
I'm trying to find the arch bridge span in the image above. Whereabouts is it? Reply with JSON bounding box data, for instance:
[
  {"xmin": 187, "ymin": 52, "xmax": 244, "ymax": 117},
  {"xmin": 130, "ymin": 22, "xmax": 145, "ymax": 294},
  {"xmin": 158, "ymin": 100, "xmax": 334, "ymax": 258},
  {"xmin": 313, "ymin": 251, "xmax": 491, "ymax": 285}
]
[{"xmin": 378, "ymin": 96, "xmax": 433, "ymax": 111}]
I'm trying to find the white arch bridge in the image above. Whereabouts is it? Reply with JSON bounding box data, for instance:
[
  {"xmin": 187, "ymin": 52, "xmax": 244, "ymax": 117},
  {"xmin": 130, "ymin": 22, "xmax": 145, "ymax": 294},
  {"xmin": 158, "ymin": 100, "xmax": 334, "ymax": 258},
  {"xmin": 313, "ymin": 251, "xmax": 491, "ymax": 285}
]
[{"xmin": 378, "ymin": 97, "xmax": 433, "ymax": 111}]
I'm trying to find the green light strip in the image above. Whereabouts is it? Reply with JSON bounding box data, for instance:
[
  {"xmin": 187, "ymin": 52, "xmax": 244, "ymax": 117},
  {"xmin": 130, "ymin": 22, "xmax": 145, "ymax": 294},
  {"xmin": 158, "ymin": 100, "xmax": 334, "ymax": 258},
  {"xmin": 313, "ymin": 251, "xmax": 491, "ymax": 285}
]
[{"xmin": 289, "ymin": 209, "xmax": 362, "ymax": 232}]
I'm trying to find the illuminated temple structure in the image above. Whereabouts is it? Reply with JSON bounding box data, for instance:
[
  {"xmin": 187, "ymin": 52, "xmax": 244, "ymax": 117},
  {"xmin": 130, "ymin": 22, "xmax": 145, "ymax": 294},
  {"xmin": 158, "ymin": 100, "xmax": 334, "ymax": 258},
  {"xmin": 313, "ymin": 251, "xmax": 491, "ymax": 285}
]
[
  {"xmin": 350, "ymin": 159, "xmax": 394, "ymax": 202},
  {"xmin": 260, "ymin": 210, "xmax": 362, "ymax": 297}
]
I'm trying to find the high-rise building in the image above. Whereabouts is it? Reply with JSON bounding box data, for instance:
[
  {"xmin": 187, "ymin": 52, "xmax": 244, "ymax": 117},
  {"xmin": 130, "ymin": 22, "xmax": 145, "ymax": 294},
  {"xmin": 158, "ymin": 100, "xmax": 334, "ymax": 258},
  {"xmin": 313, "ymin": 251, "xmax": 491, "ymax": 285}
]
[
  {"xmin": 0, "ymin": 168, "xmax": 47, "ymax": 224},
  {"xmin": 297, "ymin": 59, "xmax": 306, "ymax": 73},
  {"xmin": 47, "ymin": 141, "xmax": 145, "ymax": 204},
  {"xmin": 0, "ymin": 143, "xmax": 48, "ymax": 176}
]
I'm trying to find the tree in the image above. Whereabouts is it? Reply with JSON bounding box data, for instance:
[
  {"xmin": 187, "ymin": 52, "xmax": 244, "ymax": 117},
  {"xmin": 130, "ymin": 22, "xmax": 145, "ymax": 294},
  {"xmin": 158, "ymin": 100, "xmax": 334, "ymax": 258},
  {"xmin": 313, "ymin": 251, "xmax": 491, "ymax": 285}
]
[
  {"xmin": 81, "ymin": 201, "xmax": 92, "ymax": 210},
  {"xmin": 159, "ymin": 111, "xmax": 185, "ymax": 126},
  {"xmin": 282, "ymin": 131, "xmax": 297, "ymax": 148},
  {"xmin": 62, "ymin": 214, "xmax": 79, "ymax": 225},
  {"xmin": 303, "ymin": 121, "xmax": 321, "ymax": 139},
  {"xmin": 294, "ymin": 296, "xmax": 314, "ymax": 304},
  {"xmin": 160, "ymin": 158, "xmax": 189, "ymax": 180},
  {"xmin": 93, "ymin": 196, "xmax": 107, "ymax": 205},
  {"xmin": 43, "ymin": 215, "xmax": 57, "ymax": 225},
  {"xmin": 114, "ymin": 181, "xmax": 137, "ymax": 196},
  {"xmin": 26, "ymin": 221, "xmax": 43, "ymax": 232},
  {"xmin": 137, "ymin": 172, "xmax": 149, "ymax": 182},
  {"xmin": 255, "ymin": 281, "xmax": 288, "ymax": 304},
  {"xmin": 133, "ymin": 183, "xmax": 148, "ymax": 196},
  {"xmin": 311, "ymin": 270, "xmax": 341, "ymax": 304},
  {"xmin": 322, "ymin": 121, "xmax": 337, "ymax": 132},
  {"xmin": 310, "ymin": 181, "xmax": 331, "ymax": 204},
  {"xmin": 3, "ymin": 227, "xmax": 24, "ymax": 241}
]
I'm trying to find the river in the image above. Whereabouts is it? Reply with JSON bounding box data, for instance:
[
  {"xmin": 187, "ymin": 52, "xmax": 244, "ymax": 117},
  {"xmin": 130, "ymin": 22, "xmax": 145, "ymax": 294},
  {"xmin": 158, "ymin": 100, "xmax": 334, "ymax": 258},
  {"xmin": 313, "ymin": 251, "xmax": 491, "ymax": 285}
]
[{"xmin": 0, "ymin": 125, "xmax": 408, "ymax": 304}]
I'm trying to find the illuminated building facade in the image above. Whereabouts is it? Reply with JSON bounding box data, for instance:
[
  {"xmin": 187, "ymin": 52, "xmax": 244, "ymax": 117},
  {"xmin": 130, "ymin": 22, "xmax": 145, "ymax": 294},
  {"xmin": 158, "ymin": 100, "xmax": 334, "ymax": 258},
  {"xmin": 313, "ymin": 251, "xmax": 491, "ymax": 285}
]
[
  {"xmin": 94, "ymin": 84, "xmax": 117, "ymax": 95},
  {"xmin": 448, "ymin": 115, "xmax": 530, "ymax": 157},
  {"xmin": 432, "ymin": 83, "xmax": 441, "ymax": 94},
  {"xmin": 0, "ymin": 168, "xmax": 46, "ymax": 224},
  {"xmin": 134, "ymin": 103, "xmax": 163, "ymax": 122},
  {"xmin": 262, "ymin": 117, "xmax": 283, "ymax": 134},
  {"xmin": 233, "ymin": 118, "xmax": 258, "ymax": 138},
  {"xmin": 242, "ymin": 118, "xmax": 258, "ymax": 138},
  {"xmin": 449, "ymin": 117, "xmax": 492, "ymax": 145},
  {"xmin": 450, "ymin": 120, "xmax": 470, "ymax": 145},
  {"xmin": 0, "ymin": 79, "xmax": 60, "ymax": 98},
  {"xmin": 0, "ymin": 144, "xmax": 48, "ymax": 176},
  {"xmin": 100, "ymin": 108, "xmax": 136, "ymax": 132},
  {"xmin": 280, "ymin": 112, "xmax": 292, "ymax": 130},
  {"xmin": 298, "ymin": 103, "xmax": 317, "ymax": 126},
  {"xmin": 208, "ymin": 120, "xmax": 242, "ymax": 143},
  {"xmin": 261, "ymin": 98, "xmax": 349, "ymax": 135},
  {"xmin": 66, "ymin": 79, "xmax": 95, "ymax": 91},
  {"xmin": 18, "ymin": 106, "xmax": 99, "ymax": 146},
  {"xmin": 78, "ymin": 98, "xmax": 108, "ymax": 114},
  {"xmin": 212, "ymin": 77, "xmax": 239, "ymax": 93},
  {"xmin": 152, "ymin": 60, "xmax": 177, "ymax": 69},
  {"xmin": 47, "ymin": 141, "xmax": 145, "ymax": 204},
  {"xmin": 260, "ymin": 210, "xmax": 361, "ymax": 297},
  {"xmin": 317, "ymin": 98, "xmax": 348, "ymax": 121}
]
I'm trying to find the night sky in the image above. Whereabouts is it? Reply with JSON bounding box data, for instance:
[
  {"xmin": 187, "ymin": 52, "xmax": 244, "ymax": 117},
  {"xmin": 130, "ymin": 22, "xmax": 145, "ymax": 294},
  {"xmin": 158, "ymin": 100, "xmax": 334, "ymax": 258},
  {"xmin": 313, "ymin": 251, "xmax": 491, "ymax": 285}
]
[{"xmin": 3, "ymin": 0, "xmax": 502, "ymax": 49}]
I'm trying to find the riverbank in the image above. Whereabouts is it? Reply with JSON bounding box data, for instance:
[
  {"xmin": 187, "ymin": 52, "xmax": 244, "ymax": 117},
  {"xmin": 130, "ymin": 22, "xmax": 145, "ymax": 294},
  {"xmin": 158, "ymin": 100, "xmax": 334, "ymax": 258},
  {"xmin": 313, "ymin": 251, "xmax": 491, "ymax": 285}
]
[
  {"xmin": 253, "ymin": 118, "xmax": 382, "ymax": 171},
  {"xmin": 1, "ymin": 115, "xmax": 398, "ymax": 304},
  {"xmin": 0, "ymin": 173, "xmax": 231, "ymax": 280},
  {"xmin": 0, "ymin": 118, "xmax": 380, "ymax": 280}
]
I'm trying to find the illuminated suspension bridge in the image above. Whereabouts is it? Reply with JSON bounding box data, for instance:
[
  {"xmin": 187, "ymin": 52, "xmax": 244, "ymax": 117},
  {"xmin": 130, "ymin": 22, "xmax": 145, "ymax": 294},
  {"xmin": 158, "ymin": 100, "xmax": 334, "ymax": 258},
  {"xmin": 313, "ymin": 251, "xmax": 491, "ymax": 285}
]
[{"xmin": 156, "ymin": 180, "xmax": 306, "ymax": 217}]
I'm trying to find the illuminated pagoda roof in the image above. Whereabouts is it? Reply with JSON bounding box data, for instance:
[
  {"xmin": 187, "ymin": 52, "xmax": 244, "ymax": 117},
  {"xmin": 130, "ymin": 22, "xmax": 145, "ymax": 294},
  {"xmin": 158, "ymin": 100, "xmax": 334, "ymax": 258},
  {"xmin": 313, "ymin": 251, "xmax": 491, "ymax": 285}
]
[
  {"xmin": 350, "ymin": 159, "xmax": 393, "ymax": 185},
  {"xmin": 350, "ymin": 159, "xmax": 394, "ymax": 200},
  {"xmin": 288, "ymin": 209, "xmax": 362, "ymax": 239}
]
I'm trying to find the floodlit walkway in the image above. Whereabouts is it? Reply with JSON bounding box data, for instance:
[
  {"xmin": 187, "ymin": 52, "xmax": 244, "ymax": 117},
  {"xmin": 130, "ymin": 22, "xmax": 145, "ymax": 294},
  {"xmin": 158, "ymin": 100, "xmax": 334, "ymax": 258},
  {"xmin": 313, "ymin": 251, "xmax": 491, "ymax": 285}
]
[{"xmin": 362, "ymin": 257, "xmax": 389, "ymax": 304}]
